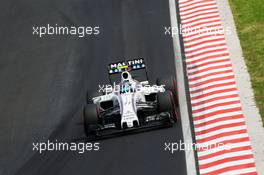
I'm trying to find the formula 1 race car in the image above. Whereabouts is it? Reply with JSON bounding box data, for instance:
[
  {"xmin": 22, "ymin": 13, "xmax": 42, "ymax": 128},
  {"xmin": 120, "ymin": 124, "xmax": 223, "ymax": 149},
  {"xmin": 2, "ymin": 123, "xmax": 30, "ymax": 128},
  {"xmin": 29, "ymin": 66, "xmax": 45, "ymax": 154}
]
[{"xmin": 83, "ymin": 58, "xmax": 179, "ymax": 139}]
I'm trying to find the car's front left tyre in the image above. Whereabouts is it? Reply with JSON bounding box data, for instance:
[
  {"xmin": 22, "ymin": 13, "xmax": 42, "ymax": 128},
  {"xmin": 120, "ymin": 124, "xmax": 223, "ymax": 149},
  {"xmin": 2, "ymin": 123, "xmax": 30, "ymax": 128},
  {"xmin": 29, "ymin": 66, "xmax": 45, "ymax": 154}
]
[{"xmin": 157, "ymin": 90, "xmax": 177, "ymax": 122}]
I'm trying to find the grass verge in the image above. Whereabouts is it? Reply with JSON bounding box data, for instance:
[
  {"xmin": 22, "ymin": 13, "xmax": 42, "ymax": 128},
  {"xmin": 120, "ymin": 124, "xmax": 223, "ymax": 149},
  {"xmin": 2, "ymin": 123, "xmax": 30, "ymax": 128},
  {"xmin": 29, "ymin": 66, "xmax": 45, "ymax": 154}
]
[{"xmin": 229, "ymin": 0, "xmax": 264, "ymax": 124}]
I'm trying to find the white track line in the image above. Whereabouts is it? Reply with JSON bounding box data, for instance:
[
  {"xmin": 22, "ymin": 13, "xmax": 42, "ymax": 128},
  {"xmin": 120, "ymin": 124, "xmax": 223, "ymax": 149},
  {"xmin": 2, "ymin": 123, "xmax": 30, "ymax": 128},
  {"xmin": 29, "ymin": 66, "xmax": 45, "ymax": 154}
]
[{"xmin": 169, "ymin": 0, "xmax": 197, "ymax": 174}]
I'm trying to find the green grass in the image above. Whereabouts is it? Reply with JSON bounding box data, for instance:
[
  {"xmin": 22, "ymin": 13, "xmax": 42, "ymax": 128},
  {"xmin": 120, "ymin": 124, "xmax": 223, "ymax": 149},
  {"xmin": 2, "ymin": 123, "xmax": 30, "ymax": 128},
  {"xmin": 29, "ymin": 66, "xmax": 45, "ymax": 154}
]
[{"xmin": 229, "ymin": 0, "xmax": 264, "ymax": 124}]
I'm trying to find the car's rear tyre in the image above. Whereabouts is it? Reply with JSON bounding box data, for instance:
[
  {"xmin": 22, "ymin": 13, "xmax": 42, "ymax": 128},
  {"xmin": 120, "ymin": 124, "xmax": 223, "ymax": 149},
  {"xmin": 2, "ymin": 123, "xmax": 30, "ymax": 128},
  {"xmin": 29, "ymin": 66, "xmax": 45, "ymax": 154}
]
[
  {"xmin": 86, "ymin": 91, "xmax": 102, "ymax": 104},
  {"xmin": 157, "ymin": 91, "xmax": 177, "ymax": 122},
  {"xmin": 157, "ymin": 77, "xmax": 178, "ymax": 106},
  {"xmin": 156, "ymin": 77, "xmax": 177, "ymax": 92},
  {"xmin": 83, "ymin": 104, "xmax": 99, "ymax": 136}
]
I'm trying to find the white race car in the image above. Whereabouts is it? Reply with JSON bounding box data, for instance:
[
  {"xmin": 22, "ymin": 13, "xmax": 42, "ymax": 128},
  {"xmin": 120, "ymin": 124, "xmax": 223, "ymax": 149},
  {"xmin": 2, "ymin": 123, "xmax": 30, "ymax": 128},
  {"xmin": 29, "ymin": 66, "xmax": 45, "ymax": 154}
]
[{"xmin": 83, "ymin": 58, "xmax": 179, "ymax": 138}]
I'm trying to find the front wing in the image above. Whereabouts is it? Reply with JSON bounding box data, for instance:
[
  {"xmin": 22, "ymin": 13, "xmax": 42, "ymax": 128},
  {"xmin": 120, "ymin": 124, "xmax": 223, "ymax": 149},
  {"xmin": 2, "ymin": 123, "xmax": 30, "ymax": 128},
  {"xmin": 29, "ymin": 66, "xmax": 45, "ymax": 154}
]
[{"xmin": 85, "ymin": 112, "xmax": 174, "ymax": 140}]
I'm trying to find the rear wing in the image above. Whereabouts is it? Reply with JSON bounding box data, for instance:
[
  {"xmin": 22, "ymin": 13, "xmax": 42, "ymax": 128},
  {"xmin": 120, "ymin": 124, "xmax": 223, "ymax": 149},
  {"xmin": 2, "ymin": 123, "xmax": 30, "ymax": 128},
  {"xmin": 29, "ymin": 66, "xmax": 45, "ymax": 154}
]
[{"xmin": 108, "ymin": 58, "xmax": 148, "ymax": 83}]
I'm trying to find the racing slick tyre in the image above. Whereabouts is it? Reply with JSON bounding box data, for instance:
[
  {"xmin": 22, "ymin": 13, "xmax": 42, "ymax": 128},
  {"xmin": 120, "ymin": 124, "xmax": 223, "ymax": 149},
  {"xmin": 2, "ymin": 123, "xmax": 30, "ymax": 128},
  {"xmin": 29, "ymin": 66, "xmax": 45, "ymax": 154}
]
[
  {"xmin": 157, "ymin": 90, "xmax": 177, "ymax": 122},
  {"xmin": 83, "ymin": 104, "xmax": 99, "ymax": 136},
  {"xmin": 156, "ymin": 76, "xmax": 177, "ymax": 93},
  {"xmin": 86, "ymin": 91, "xmax": 102, "ymax": 104},
  {"xmin": 156, "ymin": 77, "xmax": 178, "ymax": 106}
]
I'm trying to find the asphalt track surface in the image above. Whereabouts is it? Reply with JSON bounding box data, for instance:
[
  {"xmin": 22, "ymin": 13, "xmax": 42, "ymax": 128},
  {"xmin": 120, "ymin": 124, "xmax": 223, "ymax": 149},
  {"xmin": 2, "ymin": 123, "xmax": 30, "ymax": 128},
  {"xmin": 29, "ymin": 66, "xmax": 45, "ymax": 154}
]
[{"xmin": 0, "ymin": 0, "xmax": 187, "ymax": 175}]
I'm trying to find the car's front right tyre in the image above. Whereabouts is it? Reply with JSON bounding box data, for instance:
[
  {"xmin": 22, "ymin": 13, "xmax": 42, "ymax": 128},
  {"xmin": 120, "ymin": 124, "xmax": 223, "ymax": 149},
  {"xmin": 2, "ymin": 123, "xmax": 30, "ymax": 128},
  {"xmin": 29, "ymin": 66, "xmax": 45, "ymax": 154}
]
[{"xmin": 83, "ymin": 104, "xmax": 99, "ymax": 136}]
